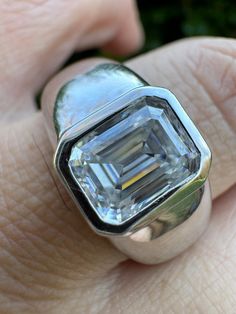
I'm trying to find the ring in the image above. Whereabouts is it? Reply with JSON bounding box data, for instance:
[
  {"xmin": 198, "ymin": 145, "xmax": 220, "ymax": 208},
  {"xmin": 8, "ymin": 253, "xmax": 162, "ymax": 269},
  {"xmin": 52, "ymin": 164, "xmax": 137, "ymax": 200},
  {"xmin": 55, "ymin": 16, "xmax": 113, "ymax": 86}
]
[{"xmin": 47, "ymin": 63, "xmax": 212, "ymax": 264}]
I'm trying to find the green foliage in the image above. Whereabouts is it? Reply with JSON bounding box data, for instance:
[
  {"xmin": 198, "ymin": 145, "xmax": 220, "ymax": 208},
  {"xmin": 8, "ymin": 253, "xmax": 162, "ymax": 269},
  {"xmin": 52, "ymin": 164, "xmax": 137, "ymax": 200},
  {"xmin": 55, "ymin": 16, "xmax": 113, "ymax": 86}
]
[{"xmin": 138, "ymin": 0, "xmax": 236, "ymax": 52}]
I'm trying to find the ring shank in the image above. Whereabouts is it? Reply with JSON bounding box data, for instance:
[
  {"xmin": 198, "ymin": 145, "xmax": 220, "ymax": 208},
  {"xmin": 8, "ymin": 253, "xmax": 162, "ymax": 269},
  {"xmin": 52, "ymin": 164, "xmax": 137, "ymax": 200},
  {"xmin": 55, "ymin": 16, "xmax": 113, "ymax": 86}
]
[
  {"xmin": 111, "ymin": 181, "xmax": 211, "ymax": 264},
  {"xmin": 53, "ymin": 63, "xmax": 147, "ymax": 138},
  {"xmin": 43, "ymin": 61, "xmax": 212, "ymax": 264}
]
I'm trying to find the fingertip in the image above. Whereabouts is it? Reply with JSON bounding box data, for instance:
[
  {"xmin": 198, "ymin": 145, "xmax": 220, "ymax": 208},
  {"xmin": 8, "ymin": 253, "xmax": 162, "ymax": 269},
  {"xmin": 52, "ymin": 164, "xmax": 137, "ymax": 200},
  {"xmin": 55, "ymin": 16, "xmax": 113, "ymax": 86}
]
[
  {"xmin": 102, "ymin": 1, "xmax": 145, "ymax": 56},
  {"xmin": 102, "ymin": 21, "xmax": 144, "ymax": 56}
]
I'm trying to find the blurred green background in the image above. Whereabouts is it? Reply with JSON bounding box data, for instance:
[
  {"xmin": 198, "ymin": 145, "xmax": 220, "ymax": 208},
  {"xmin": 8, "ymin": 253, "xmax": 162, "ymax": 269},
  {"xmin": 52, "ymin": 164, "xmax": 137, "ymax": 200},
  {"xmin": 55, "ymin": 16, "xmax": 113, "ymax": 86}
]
[{"xmin": 138, "ymin": 0, "xmax": 236, "ymax": 52}]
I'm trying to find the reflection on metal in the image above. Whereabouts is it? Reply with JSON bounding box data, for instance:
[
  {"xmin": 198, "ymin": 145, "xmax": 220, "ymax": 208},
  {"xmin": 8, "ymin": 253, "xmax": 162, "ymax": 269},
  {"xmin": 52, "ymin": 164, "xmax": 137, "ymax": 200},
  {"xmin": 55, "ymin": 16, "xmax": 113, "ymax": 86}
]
[{"xmin": 54, "ymin": 63, "xmax": 147, "ymax": 138}]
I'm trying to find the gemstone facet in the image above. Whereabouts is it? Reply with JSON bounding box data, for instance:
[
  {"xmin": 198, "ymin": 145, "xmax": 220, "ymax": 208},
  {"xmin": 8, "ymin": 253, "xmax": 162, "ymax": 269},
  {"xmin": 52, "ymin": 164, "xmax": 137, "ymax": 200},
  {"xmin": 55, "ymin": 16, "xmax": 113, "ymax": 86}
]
[{"xmin": 68, "ymin": 96, "xmax": 200, "ymax": 225}]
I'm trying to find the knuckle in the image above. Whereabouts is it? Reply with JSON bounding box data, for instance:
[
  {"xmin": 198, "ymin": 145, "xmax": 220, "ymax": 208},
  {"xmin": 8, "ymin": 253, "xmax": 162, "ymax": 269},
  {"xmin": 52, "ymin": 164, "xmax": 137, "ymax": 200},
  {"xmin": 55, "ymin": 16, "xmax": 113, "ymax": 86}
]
[{"xmin": 183, "ymin": 38, "xmax": 236, "ymax": 196}]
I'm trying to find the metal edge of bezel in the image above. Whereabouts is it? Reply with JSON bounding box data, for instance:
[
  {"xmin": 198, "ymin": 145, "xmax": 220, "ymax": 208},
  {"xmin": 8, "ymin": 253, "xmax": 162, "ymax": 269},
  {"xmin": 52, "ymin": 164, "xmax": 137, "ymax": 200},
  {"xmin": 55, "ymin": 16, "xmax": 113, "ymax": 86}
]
[{"xmin": 54, "ymin": 86, "xmax": 212, "ymax": 237}]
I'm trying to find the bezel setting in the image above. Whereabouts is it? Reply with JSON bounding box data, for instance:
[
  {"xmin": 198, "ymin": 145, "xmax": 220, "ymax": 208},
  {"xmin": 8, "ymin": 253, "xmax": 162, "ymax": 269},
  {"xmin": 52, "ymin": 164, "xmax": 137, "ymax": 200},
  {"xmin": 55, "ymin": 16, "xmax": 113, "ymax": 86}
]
[{"xmin": 54, "ymin": 86, "xmax": 211, "ymax": 236}]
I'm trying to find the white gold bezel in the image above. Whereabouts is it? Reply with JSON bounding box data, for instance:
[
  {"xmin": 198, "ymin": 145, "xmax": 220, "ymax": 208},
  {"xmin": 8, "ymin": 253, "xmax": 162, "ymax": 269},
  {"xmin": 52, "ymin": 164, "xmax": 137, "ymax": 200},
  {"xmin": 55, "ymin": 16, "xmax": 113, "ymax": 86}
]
[{"xmin": 54, "ymin": 86, "xmax": 211, "ymax": 236}]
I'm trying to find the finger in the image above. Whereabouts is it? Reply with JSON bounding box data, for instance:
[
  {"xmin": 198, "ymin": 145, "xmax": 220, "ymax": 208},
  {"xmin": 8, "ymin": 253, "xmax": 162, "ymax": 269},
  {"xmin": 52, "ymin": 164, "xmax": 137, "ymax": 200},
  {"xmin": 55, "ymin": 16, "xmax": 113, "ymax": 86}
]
[
  {"xmin": 101, "ymin": 0, "xmax": 144, "ymax": 55},
  {"xmin": 0, "ymin": 111, "xmax": 127, "ymax": 312},
  {"xmin": 126, "ymin": 37, "xmax": 236, "ymax": 198},
  {"xmin": 0, "ymin": 0, "xmax": 142, "ymax": 122}
]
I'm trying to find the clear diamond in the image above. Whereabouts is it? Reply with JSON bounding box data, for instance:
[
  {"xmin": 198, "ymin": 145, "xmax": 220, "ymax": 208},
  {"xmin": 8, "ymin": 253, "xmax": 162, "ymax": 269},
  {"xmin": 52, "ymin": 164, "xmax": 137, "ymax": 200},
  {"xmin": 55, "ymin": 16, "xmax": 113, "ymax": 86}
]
[{"xmin": 68, "ymin": 96, "xmax": 200, "ymax": 225}]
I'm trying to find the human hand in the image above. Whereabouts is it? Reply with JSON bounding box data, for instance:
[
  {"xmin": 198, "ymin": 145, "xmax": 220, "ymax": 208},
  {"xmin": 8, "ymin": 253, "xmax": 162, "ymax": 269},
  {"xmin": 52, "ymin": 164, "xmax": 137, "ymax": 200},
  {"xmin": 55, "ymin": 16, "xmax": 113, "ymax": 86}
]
[{"xmin": 0, "ymin": 1, "xmax": 235, "ymax": 313}]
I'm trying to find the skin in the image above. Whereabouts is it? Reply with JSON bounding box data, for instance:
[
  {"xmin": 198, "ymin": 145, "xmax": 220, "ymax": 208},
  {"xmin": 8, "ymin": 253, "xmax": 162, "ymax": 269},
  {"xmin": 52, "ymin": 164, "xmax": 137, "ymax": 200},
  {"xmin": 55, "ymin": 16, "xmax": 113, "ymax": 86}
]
[{"xmin": 0, "ymin": 0, "xmax": 235, "ymax": 313}]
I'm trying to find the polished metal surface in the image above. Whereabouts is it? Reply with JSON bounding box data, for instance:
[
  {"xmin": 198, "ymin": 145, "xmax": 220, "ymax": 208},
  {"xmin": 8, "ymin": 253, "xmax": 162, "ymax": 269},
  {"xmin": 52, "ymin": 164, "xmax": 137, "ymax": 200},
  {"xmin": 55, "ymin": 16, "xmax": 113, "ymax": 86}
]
[
  {"xmin": 52, "ymin": 63, "xmax": 212, "ymax": 264},
  {"xmin": 54, "ymin": 63, "xmax": 147, "ymax": 138},
  {"xmin": 111, "ymin": 181, "xmax": 211, "ymax": 264}
]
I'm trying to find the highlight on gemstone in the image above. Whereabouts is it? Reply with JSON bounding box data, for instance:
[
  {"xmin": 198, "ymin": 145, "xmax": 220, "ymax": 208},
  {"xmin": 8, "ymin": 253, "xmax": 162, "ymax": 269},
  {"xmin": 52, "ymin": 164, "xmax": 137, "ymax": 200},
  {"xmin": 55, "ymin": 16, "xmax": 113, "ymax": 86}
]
[{"xmin": 68, "ymin": 96, "xmax": 200, "ymax": 225}]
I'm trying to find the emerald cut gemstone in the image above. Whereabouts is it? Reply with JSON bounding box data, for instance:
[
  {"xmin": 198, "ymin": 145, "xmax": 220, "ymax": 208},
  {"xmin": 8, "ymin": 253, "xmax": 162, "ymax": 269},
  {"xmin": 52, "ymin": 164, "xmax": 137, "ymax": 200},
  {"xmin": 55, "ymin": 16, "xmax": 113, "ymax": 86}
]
[{"xmin": 68, "ymin": 96, "xmax": 200, "ymax": 225}]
